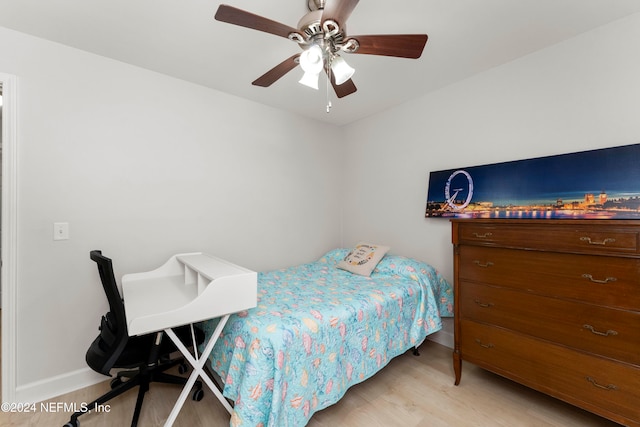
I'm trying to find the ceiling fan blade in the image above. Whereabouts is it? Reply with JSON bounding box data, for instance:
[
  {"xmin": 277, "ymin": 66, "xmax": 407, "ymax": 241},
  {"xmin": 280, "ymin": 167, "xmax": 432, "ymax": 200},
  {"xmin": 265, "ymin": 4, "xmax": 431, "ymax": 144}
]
[
  {"xmin": 215, "ymin": 4, "xmax": 301, "ymax": 39},
  {"xmin": 327, "ymin": 71, "xmax": 357, "ymax": 98},
  {"xmin": 349, "ymin": 34, "xmax": 428, "ymax": 59},
  {"xmin": 322, "ymin": 0, "xmax": 360, "ymax": 29},
  {"xmin": 252, "ymin": 54, "xmax": 301, "ymax": 87}
]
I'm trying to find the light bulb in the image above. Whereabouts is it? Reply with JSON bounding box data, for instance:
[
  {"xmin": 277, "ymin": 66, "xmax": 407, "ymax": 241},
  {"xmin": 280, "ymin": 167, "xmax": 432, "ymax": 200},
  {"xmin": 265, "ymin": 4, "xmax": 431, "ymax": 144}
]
[{"xmin": 299, "ymin": 44, "xmax": 324, "ymax": 74}]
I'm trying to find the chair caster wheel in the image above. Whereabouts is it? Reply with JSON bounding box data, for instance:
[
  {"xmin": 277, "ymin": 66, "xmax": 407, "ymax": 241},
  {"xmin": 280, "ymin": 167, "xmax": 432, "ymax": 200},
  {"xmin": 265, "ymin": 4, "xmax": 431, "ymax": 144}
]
[
  {"xmin": 178, "ymin": 363, "xmax": 189, "ymax": 374},
  {"xmin": 63, "ymin": 420, "xmax": 79, "ymax": 427},
  {"xmin": 192, "ymin": 388, "xmax": 204, "ymax": 401},
  {"xmin": 191, "ymin": 380, "xmax": 203, "ymax": 401},
  {"xmin": 110, "ymin": 377, "xmax": 123, "ymax": 389}
]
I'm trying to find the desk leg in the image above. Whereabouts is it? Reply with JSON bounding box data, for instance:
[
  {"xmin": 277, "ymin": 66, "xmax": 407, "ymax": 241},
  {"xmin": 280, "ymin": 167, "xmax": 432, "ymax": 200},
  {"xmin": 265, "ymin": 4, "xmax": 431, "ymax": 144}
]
[{"xmin": 162, "ymin": 314, "xmax": 233, "ymax": 426}]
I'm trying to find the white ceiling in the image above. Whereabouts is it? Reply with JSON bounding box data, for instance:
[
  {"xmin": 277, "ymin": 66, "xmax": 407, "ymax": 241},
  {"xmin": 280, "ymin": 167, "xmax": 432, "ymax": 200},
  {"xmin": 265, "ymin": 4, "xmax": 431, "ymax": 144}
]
[{"xmin": 1, "ymin": 0, "xmax": 640, "ymax": 125}]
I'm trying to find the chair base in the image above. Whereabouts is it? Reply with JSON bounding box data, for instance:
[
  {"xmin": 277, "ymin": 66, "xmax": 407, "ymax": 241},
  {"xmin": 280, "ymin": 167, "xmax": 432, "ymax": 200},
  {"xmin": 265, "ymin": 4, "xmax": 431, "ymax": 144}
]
[{"xmin": 64, "ymin": 358, "xmax": 202, "ymax": 427}]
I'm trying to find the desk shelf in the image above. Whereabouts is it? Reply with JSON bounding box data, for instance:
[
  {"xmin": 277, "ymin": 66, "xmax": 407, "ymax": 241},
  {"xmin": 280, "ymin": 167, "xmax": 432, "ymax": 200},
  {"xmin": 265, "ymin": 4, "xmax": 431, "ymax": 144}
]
[{"xmin": 122, "ymin": 252, "xmax": 257, "ymax": 336}]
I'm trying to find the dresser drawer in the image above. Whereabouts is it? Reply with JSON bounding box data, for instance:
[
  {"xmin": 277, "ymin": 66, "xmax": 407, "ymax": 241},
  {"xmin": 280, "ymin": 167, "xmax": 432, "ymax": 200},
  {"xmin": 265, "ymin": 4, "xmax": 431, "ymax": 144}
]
[
  {"xmin": 460, "ymin": 319, "xmax": 640, "ymax": 425},
  {"xmin": 456, "ymin": 221, "xmax": 640, "ymax": 255},
  {"xmin": 460, "ymin": 282, "xmax": 640, "ymax": 365},
  {"xmin": 458, "ymin": 245, "xmax": 640, "ymax": 310}
]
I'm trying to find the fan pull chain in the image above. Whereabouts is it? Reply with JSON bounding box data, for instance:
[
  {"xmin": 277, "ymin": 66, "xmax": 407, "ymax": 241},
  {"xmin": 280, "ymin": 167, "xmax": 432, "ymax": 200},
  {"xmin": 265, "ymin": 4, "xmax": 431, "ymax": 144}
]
[{"xmin": 326, "ymin": 67, "xmax": 332, "ymax": 113}]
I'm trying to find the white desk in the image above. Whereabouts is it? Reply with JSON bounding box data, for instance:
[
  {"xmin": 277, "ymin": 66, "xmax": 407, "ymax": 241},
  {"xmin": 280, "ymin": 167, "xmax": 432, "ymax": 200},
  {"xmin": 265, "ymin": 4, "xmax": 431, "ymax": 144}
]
[{"xmin": 122, "ymin": 252, "xmax": 257, "ymax": 426}]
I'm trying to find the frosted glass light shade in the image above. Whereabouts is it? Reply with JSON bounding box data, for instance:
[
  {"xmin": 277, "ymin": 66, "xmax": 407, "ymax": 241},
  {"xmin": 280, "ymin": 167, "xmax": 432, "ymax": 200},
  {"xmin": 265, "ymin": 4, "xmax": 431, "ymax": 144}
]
[
  {"xmin": 299, "ymin": 44, "xmax": 324, "ymax": 74},
  {"xmin": 299, "ymin": 44, "xmax": 323, "ymax": 90},
  {"xmin": 299, "ymin": 71, "xmax": 320, "ymax": 90},
  {"xmin": 331, "ymin": 56, "xmax": 355, "ymax": 85}
]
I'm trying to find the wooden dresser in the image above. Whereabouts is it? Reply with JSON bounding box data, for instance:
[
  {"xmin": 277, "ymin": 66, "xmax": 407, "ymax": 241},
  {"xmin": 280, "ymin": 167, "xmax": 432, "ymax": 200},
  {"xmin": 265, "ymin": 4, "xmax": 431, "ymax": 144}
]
[{"xmin": 451, "ymin": 219, "xmax": 640, "ymax": 427}]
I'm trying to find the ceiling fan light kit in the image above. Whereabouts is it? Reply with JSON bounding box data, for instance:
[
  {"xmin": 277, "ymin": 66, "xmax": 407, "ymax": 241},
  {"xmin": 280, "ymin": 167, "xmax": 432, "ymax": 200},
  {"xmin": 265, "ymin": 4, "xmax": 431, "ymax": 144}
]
[{"xmin": 214, "ymin": 0, "xmax": 428, "ymax": 108}]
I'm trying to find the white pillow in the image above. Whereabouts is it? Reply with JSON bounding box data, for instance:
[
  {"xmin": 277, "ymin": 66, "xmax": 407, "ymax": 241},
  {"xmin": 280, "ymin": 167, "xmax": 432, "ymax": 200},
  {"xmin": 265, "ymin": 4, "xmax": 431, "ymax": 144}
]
[{"xmin": 337, "ymin": 242, "xmax": 390, "ymax": 277}]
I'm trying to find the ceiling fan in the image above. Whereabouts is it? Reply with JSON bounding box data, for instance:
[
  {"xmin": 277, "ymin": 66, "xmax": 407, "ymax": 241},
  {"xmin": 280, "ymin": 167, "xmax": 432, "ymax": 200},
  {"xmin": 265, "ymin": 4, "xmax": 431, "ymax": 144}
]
[{"xmin": 214, "ymin": 0, "xmax": 428, "ymax": 100}]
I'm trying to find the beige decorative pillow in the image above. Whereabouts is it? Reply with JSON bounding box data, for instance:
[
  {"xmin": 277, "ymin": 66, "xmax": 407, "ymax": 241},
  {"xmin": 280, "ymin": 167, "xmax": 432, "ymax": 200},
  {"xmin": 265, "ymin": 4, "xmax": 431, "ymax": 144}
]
[{"xmin": 337, "ymin": 242, "xmax": 390, "ymax": 276}]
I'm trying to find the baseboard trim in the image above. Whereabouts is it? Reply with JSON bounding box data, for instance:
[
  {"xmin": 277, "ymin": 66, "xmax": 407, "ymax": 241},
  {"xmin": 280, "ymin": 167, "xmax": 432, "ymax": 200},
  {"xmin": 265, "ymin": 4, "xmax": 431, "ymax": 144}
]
[
  {"xmin": 427, "ymin": 330, "xmax": 453, "ymax": 349},
  {"xmin": 15, "ymin": 367, "xmax": 105, "ymax": 404}
]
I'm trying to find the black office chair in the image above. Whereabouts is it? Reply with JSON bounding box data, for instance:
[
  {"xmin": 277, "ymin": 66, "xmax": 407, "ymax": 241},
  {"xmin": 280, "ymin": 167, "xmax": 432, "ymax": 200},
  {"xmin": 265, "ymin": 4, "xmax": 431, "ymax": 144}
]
[{"xmin": 65, "ymin": 250, "xmax": 205, "ymax": 427}]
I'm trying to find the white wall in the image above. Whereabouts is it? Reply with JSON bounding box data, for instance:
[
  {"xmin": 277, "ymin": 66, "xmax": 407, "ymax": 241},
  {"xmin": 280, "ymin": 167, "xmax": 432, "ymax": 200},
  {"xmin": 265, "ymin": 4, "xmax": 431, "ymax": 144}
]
[
  {"xmin": 0, "ymin": 26, "xmax": 344, "ymax": 402},
  {"xmin": 0, "ymin": 87, "xmax": 3, "ymax": 306},
  {"xmin": 341, "ymin": 13, "xmax": 640, "ymax": 346}
]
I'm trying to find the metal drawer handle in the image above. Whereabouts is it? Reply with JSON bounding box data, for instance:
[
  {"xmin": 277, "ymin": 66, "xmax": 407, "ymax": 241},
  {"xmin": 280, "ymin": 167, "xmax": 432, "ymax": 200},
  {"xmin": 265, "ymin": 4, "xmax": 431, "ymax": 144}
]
[
  {"xmin": 583, "ymin": 324, "xmax": 618, "ymax": 337},
  {"xmin": 474, "ymin": 299, "xmax": 494, "ymax": 308},
  {"xmin": 472, "ymin": 232, "xmax": 493, "ymax": 238},
  {"xmin": 581, "ymin": 274, "xmax": 617, "ymax": 284},
  {"xmin": 474, "ymin": 339, "xmax": 494, "ymax": 349},
  {"xmin": 579, "ymin": 237, "xmax": 616, "ymax": 246},
  {"xmin": 473, "ymin": 260, "xmax": 494, "ymax": 268},
  {"xmin": 586, "ymin": 376, "xmax": 617, "ymax": 391}
]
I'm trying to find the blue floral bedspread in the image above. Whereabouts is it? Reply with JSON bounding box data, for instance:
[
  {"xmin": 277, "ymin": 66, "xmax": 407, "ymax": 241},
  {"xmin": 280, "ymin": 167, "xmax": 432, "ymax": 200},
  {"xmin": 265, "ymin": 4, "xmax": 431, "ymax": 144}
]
[{"xmin": 202, "ymin": 249, "xmax": 453, "ymax": 427}]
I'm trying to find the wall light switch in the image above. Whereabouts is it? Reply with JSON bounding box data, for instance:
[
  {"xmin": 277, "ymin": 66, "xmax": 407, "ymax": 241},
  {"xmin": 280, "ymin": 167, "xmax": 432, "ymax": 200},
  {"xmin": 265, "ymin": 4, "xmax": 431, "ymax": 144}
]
[{"xmin": 53, "ymin": 222, "xmax": 70, "ymax": 240}]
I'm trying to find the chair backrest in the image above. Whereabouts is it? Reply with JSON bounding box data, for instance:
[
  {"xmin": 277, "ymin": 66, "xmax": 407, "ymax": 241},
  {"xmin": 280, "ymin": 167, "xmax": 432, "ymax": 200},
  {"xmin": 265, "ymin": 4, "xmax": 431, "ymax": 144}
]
[{"xmin": 86, "ymin": 250, "xmax": 130, "ymax": 375}]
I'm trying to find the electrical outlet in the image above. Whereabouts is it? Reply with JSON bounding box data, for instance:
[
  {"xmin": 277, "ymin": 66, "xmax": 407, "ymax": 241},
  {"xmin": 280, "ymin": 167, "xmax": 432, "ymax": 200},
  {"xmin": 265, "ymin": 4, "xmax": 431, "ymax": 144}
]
[{"xmin": 53, "ymin": 222, "xmax": 69, "ymax": 240}]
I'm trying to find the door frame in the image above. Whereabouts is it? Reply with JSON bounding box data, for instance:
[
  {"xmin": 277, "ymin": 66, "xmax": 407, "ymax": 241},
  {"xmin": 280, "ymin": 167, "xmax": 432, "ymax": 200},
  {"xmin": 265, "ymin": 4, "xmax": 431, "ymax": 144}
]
[{"xmin": 1, "ymin": 72, "xmax": 18, "ymax": 403}]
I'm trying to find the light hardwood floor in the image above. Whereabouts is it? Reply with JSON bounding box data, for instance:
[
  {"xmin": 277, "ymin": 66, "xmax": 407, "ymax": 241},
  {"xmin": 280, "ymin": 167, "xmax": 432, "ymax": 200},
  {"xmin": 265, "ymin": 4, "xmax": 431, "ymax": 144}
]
[{"xmin": 2, "ymin": 340, "xmax": 621, "ymax": 426}]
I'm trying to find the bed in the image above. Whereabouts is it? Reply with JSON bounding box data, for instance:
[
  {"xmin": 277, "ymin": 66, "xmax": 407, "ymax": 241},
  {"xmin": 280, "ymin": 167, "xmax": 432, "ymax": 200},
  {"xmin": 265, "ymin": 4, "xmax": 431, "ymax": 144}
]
[{"xmin": 201, "ymin": 248, "xmax": 454, "ymax": 426}]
